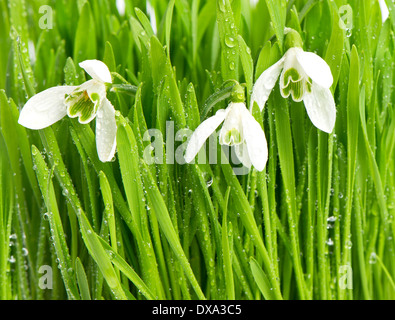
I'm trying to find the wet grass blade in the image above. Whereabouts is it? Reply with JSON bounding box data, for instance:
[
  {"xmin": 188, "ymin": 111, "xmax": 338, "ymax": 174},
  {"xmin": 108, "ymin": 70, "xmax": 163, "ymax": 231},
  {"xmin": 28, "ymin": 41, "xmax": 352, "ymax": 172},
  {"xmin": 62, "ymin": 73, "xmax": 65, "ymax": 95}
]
[
  {"xmin": 140, "ymin": 160, "xmax": 206, "ymax": 300},
  {"xmin": 32, "ymin": 145, "xmax": 80, "ymax": 300}
]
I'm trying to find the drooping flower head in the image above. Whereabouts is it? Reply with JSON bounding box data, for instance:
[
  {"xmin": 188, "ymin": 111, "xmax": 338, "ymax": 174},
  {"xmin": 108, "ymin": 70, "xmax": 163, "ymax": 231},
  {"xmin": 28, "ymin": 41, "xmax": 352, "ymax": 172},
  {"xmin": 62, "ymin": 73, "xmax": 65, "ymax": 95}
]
[
  {"xmin": 18, "ymin": 60, "xmax": 117, "ymax": 162},
  {"xmin": 251, "ymin": 28, "xmax": 336, "ymax": 134},
  {"xmin": 185, "ymin": 83, "xmax": 268, "ymax": 171}
]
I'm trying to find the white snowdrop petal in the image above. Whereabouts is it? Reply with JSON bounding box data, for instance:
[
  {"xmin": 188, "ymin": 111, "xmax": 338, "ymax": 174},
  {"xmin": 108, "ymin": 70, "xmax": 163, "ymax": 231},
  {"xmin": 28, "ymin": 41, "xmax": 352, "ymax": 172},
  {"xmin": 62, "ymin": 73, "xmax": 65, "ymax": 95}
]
[
  {"xmin": 241, "ymin": 109, "xmax": 268, "ymax": 172},
  {"xmin": 83, "ymin": 79, "xmax": 107, "ymax": 103},
  {"xmin": 303, "ymin": 83, "xmax": 336, "ymax": 134},
  {"xmin": 250, "ymin": 56, "xmax": 285, "ymax": 111},
  {"xmin": 234, "ymin": 143, "xmax": 252, "ymax": 169},
  {"xmin": 18, "ymin": 86, "xmax": 77, "ymax": 130},
  {"xmin": 79, "ymin": 60, "xmax": 112, "ymax": 84},
  {"xmin": 219, "ymin": 102, "xmax": 245, "ymax": 144},
  {"xmin": 116, "ymin": 0, "xmax": 126, "ymax": 15},
  {"xmin": 185, "ymin": 110, "xmax": 227, "ymax": 163},
  {"xmin": 96, "ymin": 98, "xmax": 117, "ymax": 162},
  {"xmin": 379, "ymin": 0, "xmax": 389, "ymax": 23},
  {"xmin": 296, "ymin": 50, "xmax": 333, "ymax": 89}
]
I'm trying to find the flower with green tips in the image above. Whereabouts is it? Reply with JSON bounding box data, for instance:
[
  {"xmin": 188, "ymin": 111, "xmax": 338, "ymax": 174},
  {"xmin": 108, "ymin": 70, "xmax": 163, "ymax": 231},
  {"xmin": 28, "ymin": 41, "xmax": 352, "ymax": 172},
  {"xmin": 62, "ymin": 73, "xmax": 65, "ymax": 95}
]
[
  {"xmin": 251, "ymin": 36, "xmax": 336, "ymax": 134},
  {"xmin": 185, "ymin": 101, "xmax": 268, "ymax": 172},
  {"xmin": 18, "ymin": 60, "xmax": 117, "ymax": 162}
]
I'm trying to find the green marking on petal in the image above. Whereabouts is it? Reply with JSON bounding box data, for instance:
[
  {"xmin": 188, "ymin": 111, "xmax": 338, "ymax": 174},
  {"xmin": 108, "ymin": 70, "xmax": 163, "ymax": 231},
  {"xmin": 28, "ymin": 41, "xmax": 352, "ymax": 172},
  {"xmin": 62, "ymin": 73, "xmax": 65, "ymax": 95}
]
[
  {"xmin": 305, "ymin": 78, "xmax": 313, "ymax": 93},
  {"xmin": 222, "ymin": 128, "xmax": 243, "ymax": 146},
  {"xmin": 283, "ymin": 68, "xmax": 302, "ymax": 85},
  {"xmin": 66, "ymin": 90, "xmax": 100, "ymax": 124},
  {"xmin": 281, "ymin": 68, "xmax": 308, "ymax": 102}
]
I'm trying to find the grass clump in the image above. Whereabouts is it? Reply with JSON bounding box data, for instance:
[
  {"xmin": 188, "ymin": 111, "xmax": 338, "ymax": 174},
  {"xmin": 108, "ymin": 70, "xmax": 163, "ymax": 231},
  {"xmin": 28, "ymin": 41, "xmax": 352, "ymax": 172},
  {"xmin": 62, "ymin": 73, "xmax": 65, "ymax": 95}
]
[{"xmin": 0, "ymin": 0, "xmax": 394, "ymax": 300}]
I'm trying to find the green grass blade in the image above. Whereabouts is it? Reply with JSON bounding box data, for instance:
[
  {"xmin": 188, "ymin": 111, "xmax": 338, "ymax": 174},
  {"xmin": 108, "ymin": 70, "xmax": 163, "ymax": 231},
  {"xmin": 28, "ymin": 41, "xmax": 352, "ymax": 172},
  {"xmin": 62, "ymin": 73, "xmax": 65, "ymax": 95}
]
[
  {"xmin": 222, "ymin": 187, "xmax": 235, "ymax": 300},
  {"xmin": 32, "ymin": 145, "xmax": 80, "ymax": 300},
  {"xmin": 250, "ymin": 257, "xmax": 275, "ymax": 300},
  {"xmin": 97, "ymin": 236, "xmax": 156, "ymax": 300},
  {"xmin": 140, "ymin": 160, "xmax": 206, "ymax": 300},
  {"xmin": 217, "ymin": 0, "xmax": 239, "ymax": 81},
  {"xmin": 75, "ymin": 257, "xmax": 92, "ymax": 300}
]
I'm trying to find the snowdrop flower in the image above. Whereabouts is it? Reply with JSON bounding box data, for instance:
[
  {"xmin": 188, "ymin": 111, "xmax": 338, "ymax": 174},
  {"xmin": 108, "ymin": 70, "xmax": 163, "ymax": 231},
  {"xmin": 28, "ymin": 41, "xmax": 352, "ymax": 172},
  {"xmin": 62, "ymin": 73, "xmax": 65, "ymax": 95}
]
[
  {"xmin": 116, "ymin": 0, "xmax": 126, "ymax": 16},
  {"xmin": 185, "ymin": 85, "xmax": 268, "ymax": 171},
  {"xmin": 18, "ymin": 60, "xmax": 117, "ymax": 162},
  {"xmin": 251, "ymin": 29, "xmax": 336, "ymax": 134},
  {"xmin": 379, "ymin": 0, "xmax": 389, "ymax": 23},
  {"xmin": 146, "ymin": 0, "xmax": 157, "ymax": 34},
  {"xmin": 250, "ymin": 0, "xmax": 259, "ymax": 8}
]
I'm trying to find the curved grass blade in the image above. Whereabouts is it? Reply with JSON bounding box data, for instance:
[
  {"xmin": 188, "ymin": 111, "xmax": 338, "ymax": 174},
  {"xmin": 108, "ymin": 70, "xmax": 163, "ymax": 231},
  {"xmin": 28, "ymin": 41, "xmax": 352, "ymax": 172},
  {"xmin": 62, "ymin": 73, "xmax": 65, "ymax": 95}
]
[
  {"xmin": 222, "ymin": 187, "xmax": 235, "ymax": 300},
  {"xmin": 97, "ymin": 236, "xmax": 156, "ymax": 300},
  {"xmin": 250, "ymin": 257, "xmax": 275, "ymax": 300},
  {"xmin": 217, "ymin": 0, "xmax": 239, "ymax": 81},
  {"xmin": 75, "ymin": 257, "xmax": 91, "ymax": 300},
  {"xmin": 140, "ymin": 160, "xmax": 206, "ymax": 300},
  {"xmin": 32, "ymin": 145, "xmax": 80, "ymax": 300}
]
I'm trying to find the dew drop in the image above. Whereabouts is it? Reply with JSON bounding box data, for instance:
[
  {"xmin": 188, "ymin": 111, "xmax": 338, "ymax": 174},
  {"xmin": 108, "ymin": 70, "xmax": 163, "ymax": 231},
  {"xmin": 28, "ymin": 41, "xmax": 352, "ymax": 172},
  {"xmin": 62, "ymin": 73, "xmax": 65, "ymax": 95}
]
[
  {"xmin": 327, "ymin": 216, "xmax": 337, "ymax": 222},
  {"xmin": 22, "ymin": 248, "xmax": 28, "ymax": 256},
  {"xmin": 225, "ymin": 36, "xmax": 236, "ymax": 48},
  {"xmin": 369, "ymin": 252, "xmax": 377, "ymax": 264}
]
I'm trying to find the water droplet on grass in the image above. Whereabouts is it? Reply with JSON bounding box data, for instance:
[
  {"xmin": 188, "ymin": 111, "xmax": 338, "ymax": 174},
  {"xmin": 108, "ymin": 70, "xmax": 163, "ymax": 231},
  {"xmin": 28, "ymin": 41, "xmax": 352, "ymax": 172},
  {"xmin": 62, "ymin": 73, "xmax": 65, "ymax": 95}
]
[
  {"xmin": 369, "ymin": 252, "xmax": 377, "ymax": 264},
  {"xmin": 225, "ymin": 36, "xmax": 236, "ymax": 48}
]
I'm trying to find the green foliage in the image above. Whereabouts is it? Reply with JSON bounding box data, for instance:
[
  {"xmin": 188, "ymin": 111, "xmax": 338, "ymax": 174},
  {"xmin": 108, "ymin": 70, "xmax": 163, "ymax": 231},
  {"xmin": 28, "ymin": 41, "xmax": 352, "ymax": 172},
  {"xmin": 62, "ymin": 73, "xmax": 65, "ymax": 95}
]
[{"xmin": 0, "ymin": 0, "xmax": 394, "ymax": 301}]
